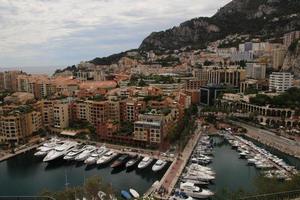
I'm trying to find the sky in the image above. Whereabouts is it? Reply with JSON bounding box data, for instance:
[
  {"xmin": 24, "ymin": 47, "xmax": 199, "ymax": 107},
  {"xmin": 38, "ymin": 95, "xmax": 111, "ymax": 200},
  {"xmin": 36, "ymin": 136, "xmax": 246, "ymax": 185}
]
[{"xmin": 0, "ymin": 0, "xmax": 231, "ymax": 69}]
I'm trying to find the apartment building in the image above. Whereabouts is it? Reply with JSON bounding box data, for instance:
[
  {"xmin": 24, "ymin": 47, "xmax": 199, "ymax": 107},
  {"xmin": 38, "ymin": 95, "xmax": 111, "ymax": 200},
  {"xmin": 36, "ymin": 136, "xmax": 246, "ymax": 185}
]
[
  {"xmin": 120, "ymin": 99, "xmax": 146, "ymax": 122},
  {"xmin": 272, "ymin": 48, "xmax": 286, "ymax": 70},
  {"xmin": 206, "ymin": 66, "xmax": 246, "ymax": 87},
  {"xmin": 0, "ymin": 71, "xmax": 23, "ymax": 92},
  {"xmin": 17, "ymin": 75, "xmax": 56, "ymax": 99},
  {"xmin": 185, "ymin": 79, "xmax": 207, "ymax": 90},
  {"xmin": 246, "ymin": 63, "xmax": 266, "ymax": 80},
  {"xmin": 53, "ymin": 102, "xmax": 69, "ymax": 129},
  {"xmin": 193, "ymin": 68, "xmax": 209, "ymax": 82},
  {"xmin": 269, "ymin": 72, "xmax": 294, "ymax": 93},
  {"xmin": 0, "ymin": 107, "xmax": 42, "ymax": 144},
  {"xmin": 133, "ymin": 109, "xmax": 176, "ymax": 145}
]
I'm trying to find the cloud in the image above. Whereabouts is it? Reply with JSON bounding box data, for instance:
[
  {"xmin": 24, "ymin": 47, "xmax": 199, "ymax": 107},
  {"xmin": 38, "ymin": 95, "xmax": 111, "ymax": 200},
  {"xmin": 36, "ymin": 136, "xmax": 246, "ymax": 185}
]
[{"xmin": 0, "ymin": 0, "xmax": 231, "ymax": 67}]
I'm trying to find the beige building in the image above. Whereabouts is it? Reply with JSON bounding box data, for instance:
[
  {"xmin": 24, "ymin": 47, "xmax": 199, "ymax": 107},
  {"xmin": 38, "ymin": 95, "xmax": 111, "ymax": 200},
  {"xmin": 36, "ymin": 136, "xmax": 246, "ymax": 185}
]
[
  {"xmin": 272, "ymin": 48, "xmax": 286, "ymax": 70},
  {"xmin": 53, "ymin": 101, "xmax": 69, "ymax": 129},
  {"xmin": 0, "ymin": 108, "xmax": 42, "ymax": 144},
  {"xmin": 207, "ymin": 66, "xmax": 246, "ymax": 87},
  {"xmin": 0, "ymin": 71, "xmax": 23, "ymax": 92},
  {"xmin": 133, "ymin": 109, "xmax": 176, "ymax": 145}
]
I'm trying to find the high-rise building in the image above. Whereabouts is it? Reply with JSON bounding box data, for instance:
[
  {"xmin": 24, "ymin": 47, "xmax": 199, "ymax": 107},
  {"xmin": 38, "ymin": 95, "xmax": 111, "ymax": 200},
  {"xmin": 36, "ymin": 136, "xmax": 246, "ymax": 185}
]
[
  {"xmin": 246, "ymin": 63, "xmax": 266, "ymax": 80},
  {"xmin": 207, "ymin": 67, "xmax": 246, "ymax": 87},
  {"xmin": 272, "ymin": 48, "xmax": 286, "ymax": 70},
  {"xmin": 269, "ymin": 72, "xmax": 293, "ymax": 93},
  {"xmin": 0, "ymin": 71, "xmax": 23, "ymax": 92}
]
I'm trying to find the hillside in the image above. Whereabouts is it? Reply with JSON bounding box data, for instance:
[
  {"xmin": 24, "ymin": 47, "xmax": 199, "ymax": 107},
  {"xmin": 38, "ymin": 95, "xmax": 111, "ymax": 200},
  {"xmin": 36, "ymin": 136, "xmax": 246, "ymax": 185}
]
[{"xmin": 139, "ymin": 0, "xmax": 300, "ymax": 50}]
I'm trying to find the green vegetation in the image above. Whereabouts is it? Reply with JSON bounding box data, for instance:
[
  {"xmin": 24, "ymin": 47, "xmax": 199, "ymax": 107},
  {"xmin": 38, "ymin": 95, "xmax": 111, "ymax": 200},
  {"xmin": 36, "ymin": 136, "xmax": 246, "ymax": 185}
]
[
  {"xmin": 143, "ymin": 95, "xmax": 163, "ymax": 102},
  {"xmin": 127, "ymin": 75, "xmax": 149, "ymax": 87},
  {"xmin": 148, "ymin": 74, "xmax": 175, "ymax": 84},
  {"xmin": 249, "ymin": 88, "xmax": 300, "ymax": 109},
  {"xmin": 244, "ymin": 87, "xmax": 259, "ymax": 95},
  {"xmin": 203, "ymin": 60, "xmax": 213, "ymax": 66},
  {"xmin": 168, "ymin": 104, "xmax": 198, "ymax": 150},
  {"xmin": 40, "ymin": 176, "xmax": 117, "ymax": 200},
  {"xmin": 288, "ymin": 39, "xmax": 299, "ymax": 53},
  {"xmin": 0, "ymin": 91, "xmax": 11, "ymax": 102},
  {"xmin": 155, "ymin": 55, "xmax": 180, "ymax": 67},
  {"xmin": 116, "ymin": 121, "xmax": 134, "ymax": 136},
  {"xmin": 216, "ymin": 175, "xmax": 300, "ymax": 200},
  {"xmin": 88, "ymin": 94, "xmax": 107, "ymax": 101}
]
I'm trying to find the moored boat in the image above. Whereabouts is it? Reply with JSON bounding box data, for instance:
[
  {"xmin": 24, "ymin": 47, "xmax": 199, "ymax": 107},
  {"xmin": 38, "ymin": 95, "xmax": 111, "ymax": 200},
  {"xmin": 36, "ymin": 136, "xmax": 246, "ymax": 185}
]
[
  {"xmin": 121, "ymin": 190, "xmax": 132, "ymax": 200},
  {"xmin": 129, "ymin": 189, "xmax": 140, "ymax": 198},
  {"xmin": 111, "ymin": 154, "xmax": 129, "ymax": 168},
  {"xmin": 137, "ymin": 157, "xmax": 153, "ymax": 169},
  {"xmin": 152, "ymin": 159, "xmax": 167, "ymax": 172}
]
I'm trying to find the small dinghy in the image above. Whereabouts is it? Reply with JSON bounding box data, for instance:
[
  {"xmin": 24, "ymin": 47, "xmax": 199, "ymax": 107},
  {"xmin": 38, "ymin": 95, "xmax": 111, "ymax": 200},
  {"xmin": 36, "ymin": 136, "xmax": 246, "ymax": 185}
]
[
  {"xmin": 129, "ymin": 189, "xmax": 140, "ymax": 198},
  {"xmin": 121, "ymin": 190, "xmax": 132, "ymax": 200}
]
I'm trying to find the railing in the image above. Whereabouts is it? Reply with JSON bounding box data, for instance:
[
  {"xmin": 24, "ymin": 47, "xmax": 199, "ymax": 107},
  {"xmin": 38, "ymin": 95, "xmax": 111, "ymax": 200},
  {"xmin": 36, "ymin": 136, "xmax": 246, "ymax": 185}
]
[
  {"xmin": 240, "ymin": 189, "xmax": 300, "ymax": 200},
  {"xmin": 0, "ymin": 196, "xmax": 56, "ymax": 200}
]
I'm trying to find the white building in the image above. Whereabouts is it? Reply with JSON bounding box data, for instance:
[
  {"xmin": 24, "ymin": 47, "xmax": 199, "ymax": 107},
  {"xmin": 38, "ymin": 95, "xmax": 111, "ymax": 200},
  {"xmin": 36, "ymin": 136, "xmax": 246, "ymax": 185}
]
[{"xmin": 269, "ymin": 72, "xmax": 293, "ymax": 93}]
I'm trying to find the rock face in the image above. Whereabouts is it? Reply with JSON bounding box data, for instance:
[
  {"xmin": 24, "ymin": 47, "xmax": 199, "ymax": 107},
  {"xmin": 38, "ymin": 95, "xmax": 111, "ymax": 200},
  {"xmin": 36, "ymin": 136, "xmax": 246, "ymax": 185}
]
[
  {"xmin": 139, "ymin": 0, "xmax": 300, "ymax": 50},
  {"xmin": 282, "ymin": 42, "xmax": 300, "ymax": 77}
]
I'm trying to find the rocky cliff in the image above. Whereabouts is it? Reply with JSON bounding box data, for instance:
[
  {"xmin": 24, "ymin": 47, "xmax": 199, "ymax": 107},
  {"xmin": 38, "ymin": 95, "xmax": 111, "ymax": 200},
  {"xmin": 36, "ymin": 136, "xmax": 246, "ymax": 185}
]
[
  {"xmin": 139, "ymin": 0, "xmax": 300, "ymax": 50},
  {"xmin": 282, "ymin": 42, "xmax": 300, "ymax": 77}
]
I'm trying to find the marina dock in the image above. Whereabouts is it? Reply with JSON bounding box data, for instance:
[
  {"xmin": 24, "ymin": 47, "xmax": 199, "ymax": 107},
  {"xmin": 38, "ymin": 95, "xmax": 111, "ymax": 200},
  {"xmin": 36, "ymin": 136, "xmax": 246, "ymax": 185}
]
[
  {"xmin": 0, "ymin": 144, "xmax": 39, "ymax": 162},
  {"xmin": 144, "ymin": 126, "xmax": 202, "ymax": 199},
  {"xmin": 233, "ymin": 135, "xmax": 295, "ymax": 177}
]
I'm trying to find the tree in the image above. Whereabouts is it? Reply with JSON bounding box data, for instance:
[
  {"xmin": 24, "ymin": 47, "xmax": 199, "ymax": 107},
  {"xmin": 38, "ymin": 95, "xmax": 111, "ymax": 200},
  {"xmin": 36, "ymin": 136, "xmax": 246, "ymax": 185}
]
[{"xmin": 40, "ymin": 176, "xmax": 117, "ymax": 200}]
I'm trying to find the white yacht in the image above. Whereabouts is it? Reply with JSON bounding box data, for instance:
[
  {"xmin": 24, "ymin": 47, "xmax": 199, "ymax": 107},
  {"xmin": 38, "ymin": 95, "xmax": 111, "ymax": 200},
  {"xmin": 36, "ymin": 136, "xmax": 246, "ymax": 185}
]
[
  {"xmin": 35, "ymin": 139, "xmax": 62, "ymax": 157},
  {"xmin": 152, "ymin": 160, "xmax": 167, "ymax": 172},
  {"xmin": 96, "ymin": 150, "xmax": 118, "ymax": 165},
  {"xmin": 43, "ymin": 141, "xmax": 78, "ymax": 162},
  {"xmin": 75, "ymin": 145, "xmax": 97, "ymax": 161},
  {"xmin": 138, "ymin": 157, "xmax": 153, "ymax": 169},
  {"xmin": 169, "ymin": 191, "xmax": 194, "ymax": 200},
  {"xmin": 34, "ymin": 146, "xmax": 54, "ymax": 157},
  {"xmin": 84, "ymin": 146, "xmax": 108, "ymax": 165},
  {"xmin": 180, "ymin": 182, "xmax": 214, "ymax": 199},
  {"xmin": 183, "ymin": 171, "xmax": 215, "ymax": 182},
  {"xmin": 63, "ymin": 146, "xmax": 84, "ymax": 161}
]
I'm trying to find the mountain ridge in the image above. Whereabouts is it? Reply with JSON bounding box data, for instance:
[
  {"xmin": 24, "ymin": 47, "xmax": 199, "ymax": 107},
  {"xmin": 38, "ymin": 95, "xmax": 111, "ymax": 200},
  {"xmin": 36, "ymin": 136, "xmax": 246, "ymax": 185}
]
[{"xmin": 139, "ymin": 0, "xmax": 300, "ymax": 51}]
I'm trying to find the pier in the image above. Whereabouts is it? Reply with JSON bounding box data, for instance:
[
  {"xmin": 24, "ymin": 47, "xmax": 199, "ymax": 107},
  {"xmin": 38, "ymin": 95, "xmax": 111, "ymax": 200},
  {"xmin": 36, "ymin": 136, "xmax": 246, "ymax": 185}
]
[
  {"xmin": 144, "ymin": 126, "xmax": 202, "ymax": 199},
  {"xmin": 232, "ymin": 135, "xmax": 296, "ymax": 176},
  {"xmin": 230, "ymin": 120, "xmax": 300, "ymax": 159},
  {"xmin": 0, "ymin": 144, "xmax": 39, "ymax": 162}
]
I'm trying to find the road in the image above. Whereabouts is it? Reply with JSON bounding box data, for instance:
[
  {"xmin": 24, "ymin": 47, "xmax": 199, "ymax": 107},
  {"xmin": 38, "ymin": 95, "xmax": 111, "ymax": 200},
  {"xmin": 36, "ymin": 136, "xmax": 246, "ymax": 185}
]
[{"xmin": 230, "ymin": 120, "xmax": 300, "ymax": 158}]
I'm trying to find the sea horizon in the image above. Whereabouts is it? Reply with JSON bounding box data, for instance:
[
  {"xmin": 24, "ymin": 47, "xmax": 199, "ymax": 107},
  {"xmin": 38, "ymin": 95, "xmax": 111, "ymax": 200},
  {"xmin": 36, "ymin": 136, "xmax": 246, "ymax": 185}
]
[{"xmin": 0, "ymin": 66, "xmax": 64, "ymax": 76}]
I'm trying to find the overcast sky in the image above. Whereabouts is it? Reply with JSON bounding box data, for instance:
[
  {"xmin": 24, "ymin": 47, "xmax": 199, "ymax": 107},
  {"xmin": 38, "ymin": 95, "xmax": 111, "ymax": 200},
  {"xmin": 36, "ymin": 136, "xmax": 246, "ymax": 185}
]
[{"xmin": 0, "ymin": 0, "xmax": 230, "ymax": 68}]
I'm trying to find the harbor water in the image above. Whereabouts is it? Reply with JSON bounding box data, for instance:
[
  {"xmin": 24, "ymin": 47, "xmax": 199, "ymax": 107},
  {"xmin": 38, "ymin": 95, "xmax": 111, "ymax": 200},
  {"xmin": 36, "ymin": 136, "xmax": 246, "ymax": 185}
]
[
  {"xmin": 0, "ymin": 136, "xmax": 299, "ymax": 197},
  {"xmin": 208, "ymin": 136, "xmax": 300, "ymax": 198},
  {"xmin": 0, "ymin": 150, "xmax": 167, "ymax": 196},
  {"xmin": 208, "ymin": 136, "xmax": 260, "ymax": 196}
]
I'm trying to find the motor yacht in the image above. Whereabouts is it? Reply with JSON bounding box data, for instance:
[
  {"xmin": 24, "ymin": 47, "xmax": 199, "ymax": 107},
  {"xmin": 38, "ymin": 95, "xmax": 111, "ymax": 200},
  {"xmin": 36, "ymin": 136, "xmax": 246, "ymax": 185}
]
[
  {"xmin": 97, "ymin": 150, "xmax": 118, "ymax": 165},
  {"xmin": 180, "ymin": 182, "xmax": 214, "ymax": 199},
  {"xmin": 125, "ymin": 155, "xmax": 141, "ymax": 168},
  {"xmin": 84, "ymin": 146, "xmax": 108, "ymax": 165},
  {"xmin": 111, "ymin": 154, "xmax": 129, "ymax": 168},
  {"xmin": 169, "ymin": 191, "xmax": 194, "ymax": 200},
  {"xmin": 43, "ymin": 141, "xmax": 78, "ymax": 162},
  {"xmin": 152, "ymin": 159, "xmax": 167, "ymax": 172},
  {"xmin": 75, "ymin": 145, "xmax": 97, "ymax": 161},
  {"xmin": 137, "ymin": 157, "xmax": 153, "ymax": 169},
  {"xmin": 63, "ymin": 146, "xmax": 84, "ymax": 161}
]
